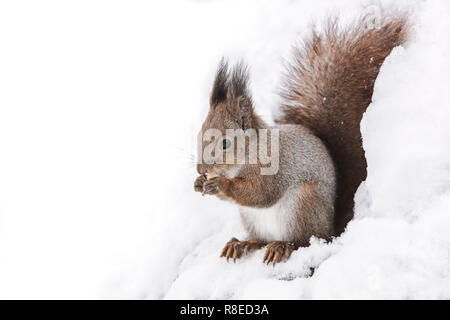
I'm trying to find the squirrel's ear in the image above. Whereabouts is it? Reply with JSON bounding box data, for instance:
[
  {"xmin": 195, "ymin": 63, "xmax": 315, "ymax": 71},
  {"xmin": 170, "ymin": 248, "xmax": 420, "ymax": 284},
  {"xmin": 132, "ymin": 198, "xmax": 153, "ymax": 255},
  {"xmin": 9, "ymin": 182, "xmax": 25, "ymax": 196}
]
[
  {"xmin": 210, "ymin": 59, "xmax": 229, "ymax": 108},
  {"xmin": 230, "ymin": 62, "xmax": 254, "ymax": 130}
]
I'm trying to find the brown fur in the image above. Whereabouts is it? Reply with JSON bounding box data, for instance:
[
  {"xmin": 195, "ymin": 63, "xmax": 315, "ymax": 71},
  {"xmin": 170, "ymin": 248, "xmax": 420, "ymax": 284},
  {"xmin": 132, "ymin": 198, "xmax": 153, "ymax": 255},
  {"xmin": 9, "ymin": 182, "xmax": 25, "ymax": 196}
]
[
  {"xmin": 218, "ymin": 168, "xmax": 281, "ymax": 208},
  {"xmin": 295, "ymin": 181, "xmax": 333, "ymax": 244},
  {"xmin": 277, "ymin": 16, "xmax": 408, "ymax": 234}
]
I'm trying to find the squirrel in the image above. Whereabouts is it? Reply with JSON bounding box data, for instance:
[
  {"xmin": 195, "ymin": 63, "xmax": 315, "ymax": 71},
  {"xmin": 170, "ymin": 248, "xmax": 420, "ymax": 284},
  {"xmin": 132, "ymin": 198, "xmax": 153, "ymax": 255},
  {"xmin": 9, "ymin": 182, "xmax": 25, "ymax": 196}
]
[{"xmin": 194, "ymin": 15, "xmax": 408, "ymax": 265}]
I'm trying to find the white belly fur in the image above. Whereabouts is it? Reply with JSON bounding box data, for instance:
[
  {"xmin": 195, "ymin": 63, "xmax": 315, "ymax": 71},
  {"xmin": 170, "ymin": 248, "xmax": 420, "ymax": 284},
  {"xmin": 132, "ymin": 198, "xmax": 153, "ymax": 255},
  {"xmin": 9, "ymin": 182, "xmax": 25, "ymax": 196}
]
[{"xmin": 239, "ymin": 186, "xmax": 299, "ymax": 242}]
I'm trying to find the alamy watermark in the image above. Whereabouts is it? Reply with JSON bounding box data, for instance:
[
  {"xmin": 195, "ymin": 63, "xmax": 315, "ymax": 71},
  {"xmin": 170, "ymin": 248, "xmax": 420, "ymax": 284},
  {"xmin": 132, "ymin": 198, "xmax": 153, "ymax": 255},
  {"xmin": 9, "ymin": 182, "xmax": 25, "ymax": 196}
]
[{"xmin": 197, "ymin": 128, "xmax": 279, "ymax": 175}]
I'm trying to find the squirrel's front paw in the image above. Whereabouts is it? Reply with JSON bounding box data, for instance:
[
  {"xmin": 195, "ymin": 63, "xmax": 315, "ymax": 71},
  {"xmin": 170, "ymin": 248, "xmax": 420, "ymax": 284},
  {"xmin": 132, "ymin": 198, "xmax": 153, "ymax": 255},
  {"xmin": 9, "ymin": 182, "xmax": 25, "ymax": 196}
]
[
  {"xmin": 203, "ymin": 176, "xmax": 226, "ymax": 195},
  {"xmin": 194, "ymin": 175, "xmax": 207, "ymax": 193}
]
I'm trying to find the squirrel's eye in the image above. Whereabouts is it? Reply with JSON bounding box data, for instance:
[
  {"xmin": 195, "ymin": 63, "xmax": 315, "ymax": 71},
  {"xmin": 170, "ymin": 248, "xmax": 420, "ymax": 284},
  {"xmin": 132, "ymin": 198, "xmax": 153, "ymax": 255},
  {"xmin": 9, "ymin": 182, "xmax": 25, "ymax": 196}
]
[{"xmin": 222, "ymin": 139, "xmax": 231, "ymax": 150}]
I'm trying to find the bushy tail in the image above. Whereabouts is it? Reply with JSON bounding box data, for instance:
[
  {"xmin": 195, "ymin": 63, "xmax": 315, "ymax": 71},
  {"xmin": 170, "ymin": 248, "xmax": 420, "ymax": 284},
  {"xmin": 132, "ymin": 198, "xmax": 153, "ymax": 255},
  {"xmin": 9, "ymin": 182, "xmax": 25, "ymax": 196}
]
[{"xmin": 277, "ymin": 15, "xmax": 408, "ymax": 234}]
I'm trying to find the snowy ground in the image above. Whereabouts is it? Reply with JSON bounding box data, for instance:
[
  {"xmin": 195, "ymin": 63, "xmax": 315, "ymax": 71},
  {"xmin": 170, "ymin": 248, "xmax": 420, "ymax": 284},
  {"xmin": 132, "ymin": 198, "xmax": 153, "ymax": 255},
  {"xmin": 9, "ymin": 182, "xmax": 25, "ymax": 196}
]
[{"xmin": 0, "ymin": 0, "xmax": 449, "ymax": 299}]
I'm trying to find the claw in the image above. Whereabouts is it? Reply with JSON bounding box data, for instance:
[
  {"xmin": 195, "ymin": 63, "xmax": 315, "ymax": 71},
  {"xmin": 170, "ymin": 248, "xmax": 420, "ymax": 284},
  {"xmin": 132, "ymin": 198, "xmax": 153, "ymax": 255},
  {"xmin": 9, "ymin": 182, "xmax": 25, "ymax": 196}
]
[
  {"xmin": 284, "ymin": 245, "xmax": 292, "ymax": 260},
  {"xmin": 265, "ymin": 249, "xmax": 274, "ymax": 265},
  {"xmin": 220, "ymin": 246, "xmax": 226, "ymax": 257},
  {"xmin": 244, "ymin": 244, "xmax": 249, "ymax": 256},
  {"xmin": 273, "ymin": 251, "xmax": 280, "ymax": 265},
  {"xmin": 220, "ymin": 246, "xmax": 228, "ymax": 257},
  {"xmin": 263, "ymin": 248, "xmax": 269, "ymax": 263},
  {"xmin": 262, "ymin": 241, "xmax": 298, "ymax": 265},
  {"xmin": 232, "ymin": 245, "xmax": 239, "ymax": 262},
  {"xmin": 225, "ymin": 246, "xmax": 233, "ymax": 261}
]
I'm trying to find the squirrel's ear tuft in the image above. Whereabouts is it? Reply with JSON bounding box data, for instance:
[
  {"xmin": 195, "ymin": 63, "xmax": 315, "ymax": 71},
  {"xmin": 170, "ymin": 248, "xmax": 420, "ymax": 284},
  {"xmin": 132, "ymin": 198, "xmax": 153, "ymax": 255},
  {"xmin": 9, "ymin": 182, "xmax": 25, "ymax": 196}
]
[
  {"xmin": 210, "ymin": 58, "xmax": 229, "ymax": 108},
  {"xmin": 230, "ymin": 62, "xmax": 254, "ymax": 130},
  {"xmin": 230, "ymin": 61, "xmax": 250, "ymax": 99}
]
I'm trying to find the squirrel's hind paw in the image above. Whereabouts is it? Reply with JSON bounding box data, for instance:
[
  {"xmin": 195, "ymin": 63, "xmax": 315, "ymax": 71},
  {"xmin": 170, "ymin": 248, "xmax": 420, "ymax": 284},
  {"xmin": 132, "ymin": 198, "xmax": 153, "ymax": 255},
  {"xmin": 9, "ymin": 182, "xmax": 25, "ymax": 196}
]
[
  {"xmin": 263, "ymin": 241, "xmax": 296, "ymax": 266},
  {"xmin": 220, "ymin": 238, "xmax": 265, "ymax": 262}
]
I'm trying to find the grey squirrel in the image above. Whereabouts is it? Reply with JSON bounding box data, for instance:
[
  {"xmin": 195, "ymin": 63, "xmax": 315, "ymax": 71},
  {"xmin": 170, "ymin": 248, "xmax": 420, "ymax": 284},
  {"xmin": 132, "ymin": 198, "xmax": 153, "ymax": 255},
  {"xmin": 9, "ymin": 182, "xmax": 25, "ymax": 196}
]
[{"xmin": 194, "ymin": 15, "xmax": 408, "ymax": 264}]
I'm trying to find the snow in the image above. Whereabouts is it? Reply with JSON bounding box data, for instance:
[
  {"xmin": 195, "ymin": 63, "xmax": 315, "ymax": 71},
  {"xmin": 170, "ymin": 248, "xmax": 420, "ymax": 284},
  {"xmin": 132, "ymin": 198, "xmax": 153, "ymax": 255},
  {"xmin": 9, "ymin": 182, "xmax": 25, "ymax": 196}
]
[{"xmin": 0, "ymin": 0, "xmax": 449, "ymax": 299}]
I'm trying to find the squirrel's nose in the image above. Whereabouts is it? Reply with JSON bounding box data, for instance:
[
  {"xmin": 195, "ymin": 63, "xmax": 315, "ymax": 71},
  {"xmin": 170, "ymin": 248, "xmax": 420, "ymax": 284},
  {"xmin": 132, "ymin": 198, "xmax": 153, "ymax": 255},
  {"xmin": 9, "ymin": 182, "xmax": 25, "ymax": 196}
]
[{"xmin": 197, "ymin": 164, "xmax": 207, "ymax": 175}]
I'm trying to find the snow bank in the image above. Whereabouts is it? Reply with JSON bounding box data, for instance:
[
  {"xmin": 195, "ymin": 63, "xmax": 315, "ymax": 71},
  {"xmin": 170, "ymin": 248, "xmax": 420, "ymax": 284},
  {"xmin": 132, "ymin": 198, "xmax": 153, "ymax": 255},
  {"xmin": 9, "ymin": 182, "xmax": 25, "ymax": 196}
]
[{"xmin": 0, "ymin": 0, "xmax": 448, "ymax": 299}]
